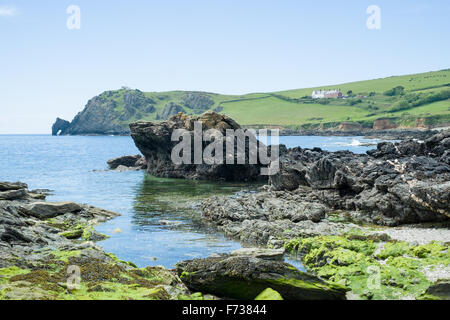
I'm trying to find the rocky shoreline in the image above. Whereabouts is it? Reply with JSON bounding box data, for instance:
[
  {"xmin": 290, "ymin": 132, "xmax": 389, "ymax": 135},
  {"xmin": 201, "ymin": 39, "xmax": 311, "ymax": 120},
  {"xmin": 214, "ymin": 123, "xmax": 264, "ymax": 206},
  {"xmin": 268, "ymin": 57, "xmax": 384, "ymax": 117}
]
[
  {"xmin": 9, "ymin": 112, "xmax": 448, "ymax": 300},
  {"xmin": 0, "ymin": 181, "xmax": 353, "ymax": 300},
  {"xmin": 104, "ymin": 112, "xmax": 449, "ymax": 300},
  {"xmin": 200, "ymin": 130, "xmax": 450, "ymax": 300},
  {"xmin": 0, "ymin": 181, "xmax": 195, "ymax": 300}
]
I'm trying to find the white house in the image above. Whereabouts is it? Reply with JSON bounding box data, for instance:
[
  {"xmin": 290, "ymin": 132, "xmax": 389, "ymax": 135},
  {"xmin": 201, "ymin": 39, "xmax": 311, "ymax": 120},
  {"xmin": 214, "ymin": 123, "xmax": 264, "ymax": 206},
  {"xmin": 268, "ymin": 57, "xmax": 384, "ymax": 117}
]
[{"xmin": 312, "ymin": 89, "xmax": 342, "ymax": 99}]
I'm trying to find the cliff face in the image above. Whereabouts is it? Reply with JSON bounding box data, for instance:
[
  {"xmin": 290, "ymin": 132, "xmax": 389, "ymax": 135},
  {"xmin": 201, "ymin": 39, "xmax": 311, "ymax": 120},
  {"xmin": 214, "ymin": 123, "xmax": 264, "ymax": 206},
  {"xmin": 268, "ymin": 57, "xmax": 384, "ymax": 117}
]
[
  {"xmin": 52, "ymin": 89, "xmax": 220, "ymax": 135},
  {"xmin": 53, "ymin": 89, "xmax": 155, "ymax": 135}
]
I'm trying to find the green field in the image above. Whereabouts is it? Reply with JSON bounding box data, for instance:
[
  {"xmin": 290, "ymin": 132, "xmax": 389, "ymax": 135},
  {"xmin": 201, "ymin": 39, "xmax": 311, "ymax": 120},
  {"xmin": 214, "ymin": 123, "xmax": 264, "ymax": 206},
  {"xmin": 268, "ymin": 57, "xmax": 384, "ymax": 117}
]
[{"xmin": 90, "ymin": 69, "xmax": 450, "ymax": 130}]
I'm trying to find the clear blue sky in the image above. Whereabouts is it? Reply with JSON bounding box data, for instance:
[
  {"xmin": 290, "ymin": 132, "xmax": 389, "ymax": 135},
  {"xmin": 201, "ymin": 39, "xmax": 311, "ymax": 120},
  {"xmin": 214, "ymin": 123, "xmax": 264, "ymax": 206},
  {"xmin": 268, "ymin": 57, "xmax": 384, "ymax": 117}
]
[{"xmin": 1, "ymin": 0, "xmax": 449, "ymax": 133}]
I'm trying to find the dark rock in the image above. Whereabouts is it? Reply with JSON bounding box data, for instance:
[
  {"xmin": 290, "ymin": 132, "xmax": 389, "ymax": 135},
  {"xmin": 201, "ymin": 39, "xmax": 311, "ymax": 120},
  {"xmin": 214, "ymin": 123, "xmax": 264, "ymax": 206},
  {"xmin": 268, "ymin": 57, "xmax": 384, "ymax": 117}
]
[
  {"xmin": 107, "ymin": 154, "xmax": 147, "ymax": 170},
  {"xmin": 425, "ymin": 280, "xmax": 450, "ymax": 300},
  {"xmin": 130, "ymin": 111, "xmax": 269, "ymax": 181},
  {"xmin": 0, "ymin": 189, "xmax": 28, "ymax": 201},
  {"xmin": 267, "ymin": 130, "xmax": 450, "ymax": 226},
  {"xmin": 19, "ymin": 202, "xmax": 83, "ymax": 219},
  {"xmin": 176, "ymin": 255, "xmax": 347, "ymax": 300},
  {"xmin": 0, "ymin": 182, "xmax": 28, "ymax": 192}
]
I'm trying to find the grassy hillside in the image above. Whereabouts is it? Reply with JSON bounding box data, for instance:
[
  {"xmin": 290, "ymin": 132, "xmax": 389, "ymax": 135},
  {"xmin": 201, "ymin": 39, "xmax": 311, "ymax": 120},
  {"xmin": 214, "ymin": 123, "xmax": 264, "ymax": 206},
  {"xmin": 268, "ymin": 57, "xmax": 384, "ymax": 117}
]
[
  {"xmin": 220, "ymin": 69, "xmax": 450, "ymax": 129},
  {"xmin": 65, "ymin": 69, "xmax": 450, "ymax": 133}
]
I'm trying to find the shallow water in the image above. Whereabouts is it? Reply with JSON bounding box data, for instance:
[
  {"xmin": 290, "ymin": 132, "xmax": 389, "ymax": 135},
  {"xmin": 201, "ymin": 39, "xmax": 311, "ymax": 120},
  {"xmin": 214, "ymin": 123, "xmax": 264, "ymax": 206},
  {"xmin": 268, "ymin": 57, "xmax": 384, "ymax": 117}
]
[{"xmin": 0, "ymin": 134, "xmax": 387, "ymax": 269}]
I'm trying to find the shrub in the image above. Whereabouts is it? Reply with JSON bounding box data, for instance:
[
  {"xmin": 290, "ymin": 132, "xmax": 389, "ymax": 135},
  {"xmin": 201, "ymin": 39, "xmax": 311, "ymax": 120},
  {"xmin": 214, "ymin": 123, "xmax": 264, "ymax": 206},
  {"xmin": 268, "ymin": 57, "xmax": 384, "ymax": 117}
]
[{"xmin": 384, "ymin": 86, "xmax": 405, "ymax": 96}]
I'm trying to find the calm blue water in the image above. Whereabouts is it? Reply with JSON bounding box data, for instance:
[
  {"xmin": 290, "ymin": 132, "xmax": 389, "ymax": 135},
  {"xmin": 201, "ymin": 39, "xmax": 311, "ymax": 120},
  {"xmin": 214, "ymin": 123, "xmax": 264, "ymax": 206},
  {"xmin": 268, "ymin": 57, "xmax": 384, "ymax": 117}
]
[{"xmin": 0, "ymin": 134, "xmax": 383, "ymax": 269}]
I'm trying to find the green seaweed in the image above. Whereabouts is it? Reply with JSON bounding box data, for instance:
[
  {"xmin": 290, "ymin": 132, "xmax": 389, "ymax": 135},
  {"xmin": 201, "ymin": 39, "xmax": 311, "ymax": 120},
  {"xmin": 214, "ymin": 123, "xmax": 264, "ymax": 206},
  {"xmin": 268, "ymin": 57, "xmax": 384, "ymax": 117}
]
[{"xmin": 284, "ymin": 235, "xmax": 449, "ymax": 300}]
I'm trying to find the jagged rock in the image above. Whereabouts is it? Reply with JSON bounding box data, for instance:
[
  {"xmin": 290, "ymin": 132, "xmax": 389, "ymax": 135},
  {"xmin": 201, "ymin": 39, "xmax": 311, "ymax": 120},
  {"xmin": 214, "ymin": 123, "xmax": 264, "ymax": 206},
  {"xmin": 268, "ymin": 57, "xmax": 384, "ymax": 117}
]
[
  {"xmin": 176, "ymin": 255, "xmax": 347, "ymax": 300},
  {"xmin": 19, "ymin": 202, "xmax": 83, "ymax": 219},
  {"xmin": 373, "ymin": 118, "xmax": 398, "ymax": 130},
  {"xmin": 201, "ymin": 130, "xmax": 449, "ymax": 245},
  {"xmin": 267, "ymin": 130, "xmax": 450, "ymax": 225},
  {"xmin": 129, "ymin": 111, "xmax": 269, "ymax": 181},
  {"xmin": 0, "ymin": 189, "xmax": 28, "ymax": 201},
  {"xmin": 107, "ymin": 154, "xmax": 147, "ymax": 170}
]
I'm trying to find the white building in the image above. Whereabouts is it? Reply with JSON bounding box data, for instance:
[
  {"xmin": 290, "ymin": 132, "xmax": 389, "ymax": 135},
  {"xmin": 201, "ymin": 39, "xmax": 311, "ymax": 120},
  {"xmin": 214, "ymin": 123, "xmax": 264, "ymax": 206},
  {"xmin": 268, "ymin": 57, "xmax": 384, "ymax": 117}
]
[{"xmin": 312, "ymin": 89, "xmax": 342, "ymax": 99}]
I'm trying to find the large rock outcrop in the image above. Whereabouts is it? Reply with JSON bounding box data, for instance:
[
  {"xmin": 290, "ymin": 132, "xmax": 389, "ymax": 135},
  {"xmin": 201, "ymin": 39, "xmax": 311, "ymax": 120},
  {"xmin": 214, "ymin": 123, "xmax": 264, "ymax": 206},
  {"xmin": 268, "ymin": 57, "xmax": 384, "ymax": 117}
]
[
  {"xmin": 176, "ymin": 253, "xmax": 347, "ymax": 300},
  {"xmin": 268, "ymin": 130, "xmax": 450, "ymax": 226},
  {"xmin": 130, "ymin": 111, "xmax": 270, "ymax": 181},
  {"xmin": 107, "ymin": 154, "xmax": 147, "ymax": 170}
]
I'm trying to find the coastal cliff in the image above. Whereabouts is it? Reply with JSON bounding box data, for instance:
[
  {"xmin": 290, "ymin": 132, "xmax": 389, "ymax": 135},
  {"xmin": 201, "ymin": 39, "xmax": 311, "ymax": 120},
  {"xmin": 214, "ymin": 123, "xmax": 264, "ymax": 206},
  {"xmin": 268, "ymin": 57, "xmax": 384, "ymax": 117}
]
[{"xmin": 52, "ymin": 70, "xmax": 450, "ymax": 136}]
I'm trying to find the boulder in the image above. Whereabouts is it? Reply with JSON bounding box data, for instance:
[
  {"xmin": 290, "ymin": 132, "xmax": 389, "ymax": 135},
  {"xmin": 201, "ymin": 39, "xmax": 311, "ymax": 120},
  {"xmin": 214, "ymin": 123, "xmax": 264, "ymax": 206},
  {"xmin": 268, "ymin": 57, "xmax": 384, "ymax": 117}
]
[
  {"xmin": 176, "ymin": 255, "xmax": 347, "ymax": 300},
  {"xmin": 19, "ymin": 202, "xmax": 83, "ymax": 219},
  {"xmin": 107, "ymin": 154, "xmax": 147, "ymax": 170},
  {"xmin": 130, "ymin": 111, "xmax": 269, "ymax": 181}
]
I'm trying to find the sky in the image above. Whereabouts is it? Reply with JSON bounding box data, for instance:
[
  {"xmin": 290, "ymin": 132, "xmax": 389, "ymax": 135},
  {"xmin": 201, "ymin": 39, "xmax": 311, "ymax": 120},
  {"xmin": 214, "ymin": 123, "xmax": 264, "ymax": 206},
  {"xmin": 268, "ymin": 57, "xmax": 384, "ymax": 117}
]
[{"xmin": 0, "ymin": 0, "xmax": 449, "ymax": 134}]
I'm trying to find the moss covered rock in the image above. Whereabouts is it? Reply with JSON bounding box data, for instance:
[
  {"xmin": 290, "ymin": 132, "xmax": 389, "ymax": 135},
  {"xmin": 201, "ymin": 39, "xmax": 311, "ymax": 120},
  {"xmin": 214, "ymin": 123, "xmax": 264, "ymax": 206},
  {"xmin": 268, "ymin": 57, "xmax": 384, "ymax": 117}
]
[{"xmin": 176, "ymin": 254, "xmax": 348, "ymax": 300}]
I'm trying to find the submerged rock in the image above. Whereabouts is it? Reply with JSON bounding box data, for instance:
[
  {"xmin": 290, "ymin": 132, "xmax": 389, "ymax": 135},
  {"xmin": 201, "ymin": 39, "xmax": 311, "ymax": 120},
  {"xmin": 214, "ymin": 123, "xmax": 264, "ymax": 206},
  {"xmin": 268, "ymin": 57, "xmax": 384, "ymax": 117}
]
[
  {"xmin": 176, "ymin": 254, "xmax": 348, "ymax": 300},
  {"xmin": 130, "ymin": 111, "xmax": 270, "ymax": 181}
]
